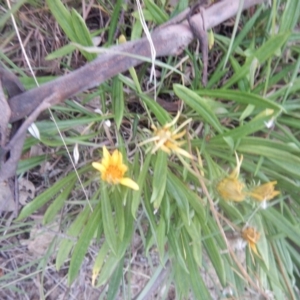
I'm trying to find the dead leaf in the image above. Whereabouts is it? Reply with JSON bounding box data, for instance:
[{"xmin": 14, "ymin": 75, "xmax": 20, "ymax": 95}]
[
  {"xmin": 20, "ymin": 223, "xmax": 59, "ymax": 256},
  {"xmin": 18, "ymin": 178, "xmax": 35, "ymax": 206},
  {"xmin": 0, "ymin": 180, "xmax": 15, "ymax": 212}
]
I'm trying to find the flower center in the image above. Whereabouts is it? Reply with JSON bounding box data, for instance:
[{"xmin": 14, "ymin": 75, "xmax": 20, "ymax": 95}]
[{"xmin": 106, "ymin": 165, "xmax": 124, "ymax": 183}]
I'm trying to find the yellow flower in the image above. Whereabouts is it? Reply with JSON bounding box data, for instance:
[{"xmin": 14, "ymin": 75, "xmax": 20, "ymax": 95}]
[
  {"xmin": 249, "ymin": 181, "xmax": 280, "ymax": 202},
  {"xmin": 92, "ymin": 146, "xmax": 139, "ymax": 190},
  {"xmin": 216, "ymin": 154, "xmax": 246, "ymax": 202},
  {"xmin": 242, "ymin": 227, "xmax": 260, "ymax": 256},
  {"xmin": 139, "ymin": 112, "xmax": 193, "ymax": 159}
]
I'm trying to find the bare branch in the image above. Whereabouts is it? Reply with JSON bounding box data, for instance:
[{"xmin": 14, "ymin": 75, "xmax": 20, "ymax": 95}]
[{"xmin": 9, "ymin": 0, "xmax": 264, "ymax": 122}]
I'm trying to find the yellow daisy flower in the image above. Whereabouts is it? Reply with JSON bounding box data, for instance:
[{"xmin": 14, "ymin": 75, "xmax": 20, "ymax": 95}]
[
  {"xmin": 242, "ymin": 227, "xmax": 260, "ymax": 256},
  {"xmin": 139, "ymin": 112, "xmax": 193, "ymax": 159},
  {"xmin": 216, "ymin": 154, "xmax": 246, "ymax": 202},
  {"xmin": 92, "ymin": 146, "xmax": 139, "ymax": 191},
  {"xmin": 249, "ymin": 181, "xmax": 280, "ymax": 202}
]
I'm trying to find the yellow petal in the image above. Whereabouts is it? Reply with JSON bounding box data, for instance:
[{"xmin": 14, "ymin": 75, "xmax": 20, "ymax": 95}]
[
  {"xmin": 172, "ymin": 129, "xmax": 186, "ymax": 140},
  {"xmin": 111, "ymin": 149, "xmax": 120, "ymax": 165},
  {"xmin": 103, "ymin": 146, "xmax": 110, "ymax": 160},
  {"xmin": 249, "ymin": 242, "xmax": 259, "ymax": 256},
  {"xmin": 119, "ymin": 163, "xmax": 128, "ymax": 174},
  {"xmin": 92, "ymin": 162, "xmax": 106, "ymax": 173},
  {"xmin": 171, "ymin": 146, "xmax": 193, "ymax": 159},
  {"xmin": 249, "ymin": 181, "xmax": 280, "ymax": 201},
  {"xmin": 217, "ymin": 178, "xmax": 246, "ymax": 202},
  {"xmin": 119, "ymin": 177, "xmax": 139, "ymax": 190}
]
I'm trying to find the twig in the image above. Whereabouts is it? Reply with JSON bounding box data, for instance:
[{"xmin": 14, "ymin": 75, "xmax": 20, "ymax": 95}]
[
  {"xmin": 8, "ymin": 0, "xmax": 265, "ymax": 122},
  {"xmin": 0, "ymin": 0, "xmax": 265, "ymax": 185}
]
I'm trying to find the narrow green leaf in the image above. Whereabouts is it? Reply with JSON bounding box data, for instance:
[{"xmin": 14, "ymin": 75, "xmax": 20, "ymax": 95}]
[
  {"xmin": 107, "ymin": 255, "xmax": 125, "ymax": 300},
  {"xmin": 131, "ymin": 19, "xmax": 143, "ymax": 40},
  {"xmin": 17, "ymin": 155, "xmax": 47, "ymax": 174},
  {"xmin": 167, "ymin": 172, "xmax": 205, "ymax": 222},
  {"xmin": 17, "ymin": 167, "xmax": 89, "ymax": 220},
  {"xmin": 68, "ymin": 201, "xmax": 102, "ymax": 284},
  {"xmin": 142, "ymin": 185, "xmax": 158, "ymax": 245},
  {"xmin": 114, "ymin": 196, "xmax": 125, "ymax": 242},
  {"xmin": 157, "ymin": 218, "xmax": 166, "ymax": 262},
  {"xmin": 224, "ymin": 33, "xmax": 290, "ymax": 88},
  {"xmin": 70, "ymin": 9, "xmax": 96, "ymax": 61},
  {"xmin": 263, "ymin": 208, "xmax": 300, "ymax": 247},
  {"xmin": 0, "ymin": 0, "xmax": 27, "ymax": 29},
  {"xmin": 202, "ymin": 223, "xmax": 226, "ymax": 286},
  {"xmin": 46, "ymin": 44, "xmax": 76, "ymax": 60},
  {"xmin": 140, "ymin": 94, "xmax": 171, "ymax": 125},
  {"xmin": 197, "ymin": 89, "xmax": 283, "ymax": 112},
  {"xmin": 212, "ymin": 112, "xmax": 275, "ymax": 142},
  {"xmin": 43, "ymin": 178, "xmax": 76, "ymax": 224},
  {"xmin": 132, "ymin": 152, "xmax": 152, "ymax": 217},
  {"xmin": 254, "ymin": 214, "xmax": 269, "ymax": 270},
  {"xmin": 96, "ymin": 252, "xmax": 122, "ymax": 286},
  {"xmin": 280, "ymin": 0, "xmax": 300, "ymax": 32},
  {"xmin": 183, "ymin": 230, "xmax": 212, "ymax": 299},
  {"xmin": 112, "ymin": 76, "xmax": 125, "ymax": 130},
  {"xmin": 173, "ymin": 84, "xmax": 224, "ymax": 134},
  {"xmin": 144, "ymin": 0, "xmax": 168, "ymax": 24},
  {"xmin": 107, "ymin": 0, "xmax": 123, "ymax": 44},
  {"xmin": 101, "ymin": 183, "xmax": 118, "ymax": 254},
  {"xmin": 151, "ymin": 151, "xmax": 168, "ymax": 211},
  {"xmin": 92, "ymin": 241, "xmax": 110, "ymax": 285},
  {"xmin": 167, "ymin": 228, "xmax": 189, "ymax": 273},
  {"xmin": 46, "ymin": 0, "xmax": 76, "ymax": 40},
  {"xmin": 56, "ymin": 206, "xmax": 91, "ymax": 270}
]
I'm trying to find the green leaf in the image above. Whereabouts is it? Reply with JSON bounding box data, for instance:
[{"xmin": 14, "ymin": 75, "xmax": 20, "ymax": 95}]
[
  {"xmin": 0, "ymin": 0, "xmax": 27, "ymax": 29},
  {"xmin": 202, "ymin": 223, "xmax": 226, "ymax": 286},
  {"xmin": 68, "ymin": 201, "xmax": 102, "ymax": 284},
  {"xmin": 212, "ymin": 111, "xmax": 275, "ymax": 142},
  {"xmin": 107, "ymin": 0, "xmax": 123, "ymax": 44},
  {"xmin": 131, "ymin": 19, "xmax": 143, "ymax": 40},
  {"xmin": 43, "ymin": 178, "xmax": 76, "ymax": 224},
  {"xmin": 101, "ymin": 182, "xmax": 118, "ymax": 254},
  {"xmin": 112, "ymin": 76, "xmax": 125, "ymax": 130},
  {"xmin": 17, "ymin": 155, "xmax": 47, "ymax": 174},
  {"xmin": 46, "ymin": 44, "xmax": 76, "ymax": 60},
  {"xmin": 151, "ymin": 151, "xmax": 168, "ymax": 210},
  {"xmin": 173, "ymin": 84, "xmax": 224, "ymax": 134},
  {"xmin": 140, "ymin": 94, "xmax": 171, "ymax": 125},
  {"xmin": 254, "ymin": 214, "xmax": 269, "ymax": 270},
  {"xmin": 182, "ymin": 230, "xmax": 212, "ymax": 299},
  {"xmin": 144, "ymin": 0, "xmax": 168, "ymax": 24},
  {"xmin": 17, "ymin": 167, "xmax": 89, "ymax": 220},
  {"xmin": 167, "ymin": 172, "xmax": 205, "ymax": 222},
  {"xmin": 56, "ymin": 206, "xmax": 91, "ymax": 270},
  {"xmin": 92, "ymin": 241, "xmax": 110, "ymax": 285},
  {"xmin": 167, "ymin": 228, "xmax": 189, "ymax": 273},
  {"xmin": 263, "ymin": 208, "xmax": 300, "ymax": 248},
  {"xmin": 46, "ymin": 0, "xmax": 75, "ymax": 40},
  {"xmin": 224, "ymin": 32, "xmax": 290, "ymax": 88},
  {"xmin": 280, "ymin": 0, "xmax": 300, "ymax": 33},
  {"xmin": 70, "ymin": 8, "xmax": 96, "ymax": 61},
  {"xmin": 132, "ymin": 152, "xmax": 152, "ymax": 217},
  {"xmin": 197, "ymin": 89, "xmax": 283, "ymax": 112},
  {"xmin": 107, "ymin": 255, "xmax": 125, "ymax": 300},
  {"xmin": 157, "ymin": 218, "xmax": 166, "ymax": 262},
  {"xmin": 96, "ymin": 252, "xmax": 122, "ymax": 286}
]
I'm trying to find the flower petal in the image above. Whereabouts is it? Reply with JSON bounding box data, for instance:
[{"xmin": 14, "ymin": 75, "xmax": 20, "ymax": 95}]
[
  {"xmin": 110, "ymin": 149, "xmax": 118, "ymax": 165},
  {"xmin": 103, "ymin": 146, "xmax": 110, "ymax": 160},
  {"xmin": 120, "ymin": 177, "xmax": 139, "ymax": 190},
  {"xmin": 249, "ymin": 181, "xmax": 280, "ymax": 201},
  {"xmin": 92, "ymin": 162, "xmax": 106, "ymax": 173}
]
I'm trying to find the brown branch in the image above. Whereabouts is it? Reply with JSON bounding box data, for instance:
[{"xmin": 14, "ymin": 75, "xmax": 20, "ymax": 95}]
[
  {"xmin": 0, "ymin": 0, "xmax": 264, "ymax": 184},
  {"xmin": 9, "ymin": 0, "xmax": 264, "ymax": 122}
]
